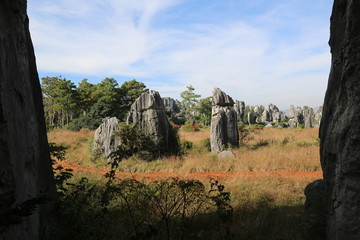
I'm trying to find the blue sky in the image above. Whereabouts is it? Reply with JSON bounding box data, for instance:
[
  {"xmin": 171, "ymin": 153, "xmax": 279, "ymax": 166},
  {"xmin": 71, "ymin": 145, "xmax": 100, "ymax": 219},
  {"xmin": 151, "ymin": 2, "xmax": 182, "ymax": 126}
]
[{"xmin": 28, "ymin": 0, "xmax": 333, "ymax": 109}]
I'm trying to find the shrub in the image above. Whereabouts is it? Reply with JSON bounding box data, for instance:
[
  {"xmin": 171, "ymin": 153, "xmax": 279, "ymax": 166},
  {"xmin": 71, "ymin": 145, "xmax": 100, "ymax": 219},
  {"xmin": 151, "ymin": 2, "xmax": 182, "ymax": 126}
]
[
  {"xmin": 180, "ymin": 140, "xmax": 194, "ymax": 154},
  {"xmin": 201, "ymin": 137, "xmax": 211, "ymax": 152},
  {"xmin": 111, "ymin": 123, "xmax": 159, "ymax": 162},
  {"xmin": 238, "ymin": 122, "xmax": 254, "ymax": 145}
]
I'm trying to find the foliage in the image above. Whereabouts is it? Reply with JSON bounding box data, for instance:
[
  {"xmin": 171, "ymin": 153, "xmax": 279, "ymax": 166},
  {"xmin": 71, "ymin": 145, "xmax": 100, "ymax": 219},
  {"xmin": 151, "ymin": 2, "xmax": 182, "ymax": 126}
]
[
  {"xmin": 197, "ymin": 96, "xmax": 212, "ymax": 126},
  {"xmin": 111, "ymin": 123, "xmax": 159, "ymax": 163},
  {"xmin": 200, "ymin": 137, "xmax": 211, "ymax": 152},
  {"xmin": 238, "ymin": 122, "xmax": 254, "ymax": 145},
  {"xmin": 41, "ymin": 77, "xmax": 149, "ymax": 130},
  {"xmin": 180, "ymin": 140, "xmax": 194, "ymax": 154},
  {"xmin": 180, "ymin": 85, "xmax": 201, "ymax": 124},
  {"xmin": 42, "ymin": 76, "xmax": 78, "ymax": 128}
]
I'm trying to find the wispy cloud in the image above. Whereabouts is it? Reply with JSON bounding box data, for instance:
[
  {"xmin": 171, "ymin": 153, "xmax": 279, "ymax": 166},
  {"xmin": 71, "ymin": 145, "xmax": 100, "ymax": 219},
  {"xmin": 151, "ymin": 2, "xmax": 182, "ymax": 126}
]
[{"xmin": 28, "ymin": 0, "xmax": 332, "ymax": 109}]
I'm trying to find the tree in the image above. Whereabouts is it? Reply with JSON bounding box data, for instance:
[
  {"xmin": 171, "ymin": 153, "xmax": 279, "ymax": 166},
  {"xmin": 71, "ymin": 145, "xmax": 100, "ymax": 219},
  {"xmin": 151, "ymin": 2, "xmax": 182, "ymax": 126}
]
[
  {"xmin": 119, "ymin": 79, "xmax": 148, "ymax": 108},
  {"xmin": 180, "ymin": 85, "xmax": 201, "ymax": 124},
  {"xmin": 41, "ymin": 76, "xmax": 78, "ymax": 128},
  {"xmin": 197, "ymin": 97, "xmax": 212, "ymax": 126},
  {"xmin": 77, "ymin": 79, "xmax": 96, "ymax": 116}
]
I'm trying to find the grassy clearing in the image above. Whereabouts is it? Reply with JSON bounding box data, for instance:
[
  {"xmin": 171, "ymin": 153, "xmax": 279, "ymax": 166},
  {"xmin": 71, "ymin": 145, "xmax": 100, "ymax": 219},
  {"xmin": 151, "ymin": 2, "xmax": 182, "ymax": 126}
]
[
  {"xmin": 48, "ymin": 126, "xmax": 322, "ymax": 240},
  {"xmin": 47, "ymin": 127, "xmax": 321, "ymax": 173}
]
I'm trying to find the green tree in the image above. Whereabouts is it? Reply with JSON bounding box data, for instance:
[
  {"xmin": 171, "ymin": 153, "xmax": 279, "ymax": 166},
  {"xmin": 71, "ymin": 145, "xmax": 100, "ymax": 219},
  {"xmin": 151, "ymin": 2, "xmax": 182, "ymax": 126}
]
[
  {"xmin": 77, "ymin": 79, "xmax": 96, "ymax": 116},
  {"xmin": 197, "ymin": 96, "xmax": 212, "ymax": 126},
  {"xmin": 180, "ymin": 85, "xmax": 201, "ymax": 124},
  {"xmin": 119, "ymin": 79, "xmax": 148, "ymax": 108},
  {"xmin": 41, "ymin": 76, "xmax": 78, "ymax": 128}
]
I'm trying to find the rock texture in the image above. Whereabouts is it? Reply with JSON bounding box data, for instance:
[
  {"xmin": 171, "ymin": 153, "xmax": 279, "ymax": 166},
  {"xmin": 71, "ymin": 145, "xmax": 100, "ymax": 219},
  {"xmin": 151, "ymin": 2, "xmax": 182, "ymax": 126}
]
[
  {"xmin": 318, "ymin": 1, "xmax": 360, "ymax": 239},
  {"xmin": 0, "ymin": 1, "xmax": 56, "ymax": 239},
  {"xmin": 210, "ymin": 88, "xmax": 239, "ymax": 152},
  {"xmin": 127, "ymin": 91, "xmax": 179, "ymax": 154},
  {"xmin": 162, "ymin": 97, "xmax": 180, "ymax": 114},
  {"xmin": 234, "ymin": 100, "xmax": 245, "ymax": 122},
  {"xmin": 93, "ymin": 117, "xmax": 121, "ymax": 160}
]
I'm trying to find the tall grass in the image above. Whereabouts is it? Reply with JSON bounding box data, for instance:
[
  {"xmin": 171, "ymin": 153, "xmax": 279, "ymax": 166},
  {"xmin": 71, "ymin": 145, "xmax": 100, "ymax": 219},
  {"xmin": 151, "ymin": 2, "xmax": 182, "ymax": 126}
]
[{"xmin": 48, "ymin": 127, "xmax": 322, "ymax": 240}]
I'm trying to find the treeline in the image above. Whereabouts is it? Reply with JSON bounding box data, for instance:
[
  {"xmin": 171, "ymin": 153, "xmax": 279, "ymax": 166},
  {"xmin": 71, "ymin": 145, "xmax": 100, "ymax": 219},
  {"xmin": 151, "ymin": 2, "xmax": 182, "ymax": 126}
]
[
  {"xmin": 41, "ymin": 76, "xmax": 148, "ymax": 130},
  {"xmin": 41, "ymin": 76, "xmax": 214, "ymax": 131}
]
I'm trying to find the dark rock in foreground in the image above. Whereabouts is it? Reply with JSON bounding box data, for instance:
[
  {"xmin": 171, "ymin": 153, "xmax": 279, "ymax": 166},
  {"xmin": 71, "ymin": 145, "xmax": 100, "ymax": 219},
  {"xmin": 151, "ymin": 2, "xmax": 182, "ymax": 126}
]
[
  {"xmin": 308, "ymin": 1, "xmax": 360, "ymax": 239},
  {"xmin": 0, "ymin": 1, "xmax": 57, "ymax": 239}
]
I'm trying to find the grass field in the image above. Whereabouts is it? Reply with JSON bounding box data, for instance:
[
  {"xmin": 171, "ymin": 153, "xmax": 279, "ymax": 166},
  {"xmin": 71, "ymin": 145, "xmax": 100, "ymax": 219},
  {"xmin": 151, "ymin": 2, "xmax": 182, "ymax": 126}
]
[{"xmin": 48, "ymin": 126, "xmax": 322, "ymax": 240}]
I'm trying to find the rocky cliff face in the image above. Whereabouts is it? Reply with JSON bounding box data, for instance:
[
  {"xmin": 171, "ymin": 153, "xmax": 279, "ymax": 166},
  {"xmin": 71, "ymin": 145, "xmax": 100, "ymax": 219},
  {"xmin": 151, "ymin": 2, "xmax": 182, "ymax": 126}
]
[
  {"xmin": 210, "ymin": 88, "xmax": 239, "ymax": 152},
  {"xmin": 127, "ymin": 91, "xmax": 179, "ymax": 155},
  {"xmin": 320, "ymin": 0, "xmax": 360, "ymax": 239},
  {"xmin": 0, "ymin": 1, "xmax": 56, "ymax": 239}
]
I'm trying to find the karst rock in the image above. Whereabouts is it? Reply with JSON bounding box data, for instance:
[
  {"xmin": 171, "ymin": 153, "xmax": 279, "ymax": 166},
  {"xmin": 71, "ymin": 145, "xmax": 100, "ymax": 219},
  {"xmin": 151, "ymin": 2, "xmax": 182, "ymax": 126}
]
[
  {"xmin": 0, "ymin": 1, "xmax": 57, "ymax": 239},
  {"xmin": 210, "ymin": 88, "xmax": 239, "ymax": 152}
]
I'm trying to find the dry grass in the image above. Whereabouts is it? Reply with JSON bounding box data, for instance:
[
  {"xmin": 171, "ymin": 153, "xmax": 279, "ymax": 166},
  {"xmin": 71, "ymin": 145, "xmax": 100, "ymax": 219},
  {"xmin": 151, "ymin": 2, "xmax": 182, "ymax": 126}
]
[
  {"xmin": 48, "ymin": 128, "xmax": 96, "ymax": 165},
  {"xmin": 49, "ymin": 127, "xmax": 322, "ymax": 239},
  {"xmin": 48, "ymin": 127, "xmax": 321, "ymax": 173}
]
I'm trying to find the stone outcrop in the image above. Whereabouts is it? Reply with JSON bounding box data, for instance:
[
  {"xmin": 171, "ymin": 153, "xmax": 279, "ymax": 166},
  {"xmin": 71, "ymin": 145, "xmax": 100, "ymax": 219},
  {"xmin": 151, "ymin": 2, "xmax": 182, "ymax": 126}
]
[
  {"xmin": 127, "ymin": 90, "xmax": 179, "ymax": 154},
  {"xmin": 93, "ymin": 117, "xmax": 121, "ymax": 160},
  {"xmin": 288, "ymin": 105, "xmax": 322, "ymax": 128},
  {"xmin": 234, "ymin": 100, "xmax": 245, "ymax": 122},
  {"xmin": 288, "ymin": 105, "xmax": 304, "ymax": 128},
  {"xmin": 162, "ymin": 97, "xmax": 180, "ymax": 114},
  {"xmin": 314, "ymin": 1, "xmax": 360, "ymax": 239},
  {"xmin": 247, "ymin": 105, "xmax": 262, "ymax": 124},
  {"xmin": 0, "ymin": 1, "xmax": 57, "ymax": 239},
  {"xmin": 261, "ymin": 104, "xmax": 281, "ymax": 124},
  {"xmin": 210, "ymin": 88, "xmax": 239, "ymax": 152}
]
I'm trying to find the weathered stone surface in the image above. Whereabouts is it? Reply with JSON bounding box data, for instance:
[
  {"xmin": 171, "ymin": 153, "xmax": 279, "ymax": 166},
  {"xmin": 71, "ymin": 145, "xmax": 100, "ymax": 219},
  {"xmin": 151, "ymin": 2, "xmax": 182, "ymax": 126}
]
[
  {"xmin": 162, "ymin": 97, "xmax": 180, "ymax": 114},
  {"xmin": 234, "ymin": 100, "xmax": 245, "ymax": 122},
  {"xmin": 303, "ymin": 179, "xmax": 326, "ymax": 240},
  {"xmin": 0, "ymin": 1, "xmax": 57, "ymax": 239},
  {"xmin": 93, "ymin": 117, "xmax": 121, "ymax": 160},
  {"xmin": 210, "ymin": 88, "xmax": 239, "ymax": 152},
  {"xmin": 127, "ymin": 90, "xmax": 178, "ymax": 154},
  {"xmin": 319, "ymin": 1, "xmax": 360, "ymax": 239},
  {"xmin": 218, "ymin": 150, "xmax": 236, "ymax": 159}
]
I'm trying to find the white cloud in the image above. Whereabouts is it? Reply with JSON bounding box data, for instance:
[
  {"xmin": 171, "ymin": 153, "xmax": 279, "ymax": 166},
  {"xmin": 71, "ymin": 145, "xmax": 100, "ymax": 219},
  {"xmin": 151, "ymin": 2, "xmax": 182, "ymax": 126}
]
[{"xmin": 28, "ymin": 0, "xmax": 331, "ymax": 109}]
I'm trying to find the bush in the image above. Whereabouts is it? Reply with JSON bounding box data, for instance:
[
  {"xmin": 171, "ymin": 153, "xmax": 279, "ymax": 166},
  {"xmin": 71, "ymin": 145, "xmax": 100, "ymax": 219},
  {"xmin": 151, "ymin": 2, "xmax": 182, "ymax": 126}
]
[
  {"xmin": 180, "ymin": 140, "xmax": 193, "ymax": 154},
  {"xmin": 238, "ymin": 122, "xmax": 254, "ymax": 145},
  {"xmin": 201, "ymin": 137, "xmax": 211, "ymax": 152},
  {"xmin": 52, "ymin": 176, "xmax": 234, "ymax": 240},
  {"xmin": 111, "ymin": 123, "xmax": 159, "ymax": 162}
]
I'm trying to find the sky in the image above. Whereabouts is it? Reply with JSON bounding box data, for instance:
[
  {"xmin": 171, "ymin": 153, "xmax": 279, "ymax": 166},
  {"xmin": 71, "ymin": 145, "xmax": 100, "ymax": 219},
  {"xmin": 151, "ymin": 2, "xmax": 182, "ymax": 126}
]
[{"xmin": 28, "ymin": 0, "xmax": 333, "ymax": 110}]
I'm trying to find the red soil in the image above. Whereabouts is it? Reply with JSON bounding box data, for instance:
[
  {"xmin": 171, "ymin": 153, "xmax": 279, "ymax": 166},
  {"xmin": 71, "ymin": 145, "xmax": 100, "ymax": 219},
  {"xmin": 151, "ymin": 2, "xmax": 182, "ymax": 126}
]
[{"xmin": 56, "ymin": 160, "xmax": 323, "ymax": 182}]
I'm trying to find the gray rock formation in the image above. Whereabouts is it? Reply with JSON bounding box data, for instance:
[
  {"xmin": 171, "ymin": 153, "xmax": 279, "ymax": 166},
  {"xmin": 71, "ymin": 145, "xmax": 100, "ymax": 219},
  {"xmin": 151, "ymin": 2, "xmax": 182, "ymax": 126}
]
[
  {"xmin": 261, "ymin": 104, "xmax": 281, "ymax": 124},
  {"xmin": 287, "ymin": 105, "xmax": 321, "ymax": 128},
  {"xmin": 247, "ymin": 105, "xmax": 262, "ymax": 124},
  {"xmin": 316, "ymin": 1, "xmax": 360, "ymax": 238},
  {"xmin": 234, "ymin": 100, "xmax": 245, "ymax": 122},
  {"xmin": 210, "ymin": 88, "xmax": 239, "ymax": 152},
  {"xmin": 93, "ymin": 117, "xmax": 121, "ymax": 160},
  {"xmin": 288, "ymin": 105, "xmax": 304, "ymax": 128},
  {"xmin": 127, "ymin": 90, "xmax": 178, "ymax": 154},
  {"xmin": 162, "ymin": 97, "xmax": 180, "ymax": 114},
  {"xmin": 314, "ymin": 107, "xmax": 323, "ymax": 127},
  {"xmin": 0, "ymin": 1, "xmax": 57, "ymax": 239}
]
